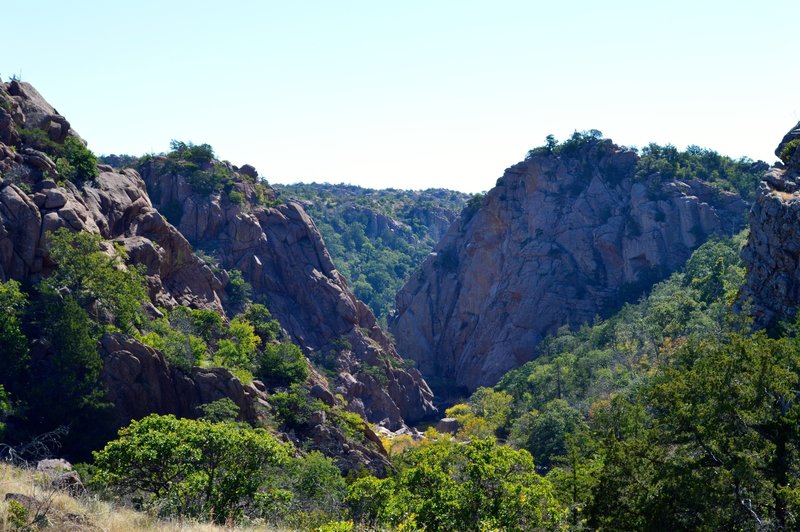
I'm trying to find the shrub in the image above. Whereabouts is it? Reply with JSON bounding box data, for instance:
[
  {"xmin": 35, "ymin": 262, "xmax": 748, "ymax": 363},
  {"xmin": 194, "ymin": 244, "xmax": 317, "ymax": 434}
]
[
  {"xmin": 228, "ymin": 190, "xmax": 245, "ymax": 205},
  {"xmin": 347, "ymin": 438, "xmax": 565, "ymax": 530},
  {"xmin": 780, "ymin": 138, "xmax": 800, "ymax": 164},
  {"xmin": 226, "ymin": 269, "xmax": 252, "ymax": 309},
  {"xmin": 19, "ymin": 129, "xmax": 98, "ymax": 183},
  {"xmin": 271, "ymin": 384, "xmax": 327, "ymax": 427},
  {"xmin": 258, "ymin": 341, "xmax": 309, "ymax": 387},
  {"xmin": 198, "ymin": 398, "xmax": 240, "ymax": 422},
  {"xmin": 242, "ymin": 303, "xmax": 281, "ymax": 344},
  {"xmin": 92, "ymin": 414, "xmax": 292, "ymax": 523},
  {"xmin": 42, "ymin": 228, "xmax": 147, "ymax": 333}
]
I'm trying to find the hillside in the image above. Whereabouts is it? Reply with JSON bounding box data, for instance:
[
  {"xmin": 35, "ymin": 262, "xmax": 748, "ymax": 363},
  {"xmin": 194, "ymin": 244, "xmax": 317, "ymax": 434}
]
[
  {"xmin": 390, "ymin": 131, "xmax": 764, "ymax": 396},
  {"xmin": 3, "ymin": 78, "xmax": 800, "ymax": 530},
  {"xmin": 0, "ymin": 80, "xmax": 436, "ymax": 479},
  {"xmin": 275, "ymin": 183, "xmax": 469, "ymax": 324}
]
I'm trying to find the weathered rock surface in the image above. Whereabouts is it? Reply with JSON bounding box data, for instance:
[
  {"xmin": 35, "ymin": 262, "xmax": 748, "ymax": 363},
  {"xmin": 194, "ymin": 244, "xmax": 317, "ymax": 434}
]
[
  {"xmin": 0, "ymin": 81, "xmax": 410, "ymax": 474},
  {"xmin": 390, "ymin": 138, "xmax": 749, "ymax": 395},
  {"xmin": 741, "ymin": 121, "xmax": 800, "ymax": 328},
  {"xmin": 141, "ymin": 161, "xmax": 437, "ymax": 428},
  {"xmin": 101, "ymin": 334, "xmax": 265, "ymax": 425}
]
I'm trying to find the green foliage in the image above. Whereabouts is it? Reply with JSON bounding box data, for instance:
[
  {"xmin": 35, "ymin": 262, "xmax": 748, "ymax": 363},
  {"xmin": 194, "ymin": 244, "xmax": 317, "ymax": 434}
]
[
  {"xmin": 462, "ymin": 192, "xmax": 485, "ymax": 221},
  {"xmin": 0, "ymin": 280, "xmax": 30, "ymax": 395},
  {"xmin": 779, "ymin": 138, "xmax": 800, "ymax": 164},
  {"xmin": 509, "ymin": 399, "xmax": 585, "ymax": 471},
  {"xmin": 198, "ymin": 398, "xmax": 240, "ymax": 423},
  {"xmin": 136, "ymin": 312, "xmax": 206, "ymax": 372},
  {"xmin": 241, "ymin": 303, "xmax": 281, "ymax": 344},
  {"xmin": 271, "ymin": 384, "xmax": 327, "ymax": 427},
  {"xmin": 257, "ymin": 341, "xmax": 308, "ymax": 387},
  {"xmin": 0, "ymin": 385, "xmax": 10, "ymax": 439},
  {"xmin": 347, "ymin": 438, "xmax": 566, "ymax": 530},
  {"xmin": 635, "ymin": 143, "xmax": 765, "ymax": 200},
  {"xmin": 19, "ymin": 129, "xmax": 98, "ymax": 183},
  {"xmin": 42, "ymin": 228, "xmax": 147, "ymax": 333},
  {"xmin": 57, "ymin": 136, "xmax": 99, "ymax": 183},
  {"xmin": 331, "ymin": 410, "xmax": 366, "ymax": 443},
  {"xmin": 92, "ymin": 414, "xmax": 292, "ymax": 524},
  {"xmin": 524, "ymin": 133, "xmax": 764, "ymax": 200},
  {"xmin": 6, "ymin": 499, "xmax": 29, "ymax": 530},
  {"xmin": 275, "ymin": 183, "xmax": 469, "ymax": 324},
  {"xmin": 225, "ymin": 269, "xmax": 252, "ymax": 310},
  {"xmin": 186, "ymin": 308, "xmax": 223, "ymax": 343},
  {"xmin": 27, "ymin": 295, "xmax": 113, "ymax": 452},
  {"xmin": 162, "ymin": 140, "xmax": 236, "ymax": 195},
  {"xmin": 228, "ymin": 190, "xmax": 245, "ymax": 205},
  {"xmin": 215, "ymin": 317, "xmax": 260, "ymax": 369}
]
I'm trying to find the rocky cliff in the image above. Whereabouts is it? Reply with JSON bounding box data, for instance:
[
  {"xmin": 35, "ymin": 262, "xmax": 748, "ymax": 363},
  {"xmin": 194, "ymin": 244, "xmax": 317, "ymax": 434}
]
[
  {"xmin": 139, "ymin": 163, "xmax": 437, "ymax": 428},
  {"xmin": 741, "ymin": 122, "xmax": 800, "ymax": 328},
  {"xmin": 275, "ymin": 183, "xmax": 468, "ymax": 323},
  {"xmin": 390, "ymin": 136, "xmax": 750, "ymax": 395},
  {"xmin": 0, "ymin": 80, "xmax": 430, "ymax": 470}
]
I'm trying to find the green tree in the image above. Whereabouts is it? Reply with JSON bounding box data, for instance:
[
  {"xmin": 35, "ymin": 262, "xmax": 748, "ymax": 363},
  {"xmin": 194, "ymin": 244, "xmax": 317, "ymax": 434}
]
[
  {"xmin": 509, "ymin": 399, "xmax": 585, "ymax": 471},
  {"xmin": 26, "ymin": 296, "xmax": 113, "ymax": 453},
  {"xmin": 257, "ymin": 341, "xmax": 309, "ymax": 387},
  {"xmin": 0, "ymin": 280, "xmax": 30, "ymax": 395},
  {"xmin": 198, "ymin": 398, "xmax": 240, "ymax": 423},
  {"xmin": 241, "ymin": 303, "xmax": 281, "ymax": 345},
  {"xmin": 92, "ymin": 414, "xmax": 292, "ymax": 523},
  {"xmin": 215, "ymin": 317, "xmax": 259, "ymax": 369},
  {"xmin": 42, "ymin": 228, "xmax": 147, "ymax": 332},
  {"xmin": 0, "ymin": 385, "xmax": 10, "ymax": 439},
  {"xmin": 347, "ymin": 438, "xmax": 565, "ymax": 530}
]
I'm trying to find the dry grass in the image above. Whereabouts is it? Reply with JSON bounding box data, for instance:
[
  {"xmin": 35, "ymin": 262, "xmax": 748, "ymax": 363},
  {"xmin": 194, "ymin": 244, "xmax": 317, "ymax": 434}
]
[{"xmin": 0, "ymin": 462, "xmax": 285, "ymax": 531}]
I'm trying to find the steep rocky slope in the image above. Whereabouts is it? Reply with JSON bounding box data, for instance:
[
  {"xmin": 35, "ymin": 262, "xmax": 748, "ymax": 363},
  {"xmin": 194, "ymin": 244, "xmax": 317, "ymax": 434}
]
[
  {"xmin": 275, "ymin": 183, "xmax": 469, "ymax": 322},
  {"xmin": 390, "ymin": 135, "xmax": 751, "ymax": 395},
  {"xmin": 741, "ymin": 122, "xmax": 800, "ymax": 328},
  {"xmin": 139, "ymin": 163, "xmax": 436, "ymax": 428},
  {"xmin": 0, "ymin": 81, "xmax": 430, "ymax": 471}
]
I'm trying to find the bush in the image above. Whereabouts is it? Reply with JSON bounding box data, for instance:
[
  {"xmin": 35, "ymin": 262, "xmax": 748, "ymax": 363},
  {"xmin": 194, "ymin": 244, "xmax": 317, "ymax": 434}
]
[
  {"xmin": 42, "ymin": 228, "xmax": 147, "ymax": 333},
  {"xmin": 271, "ymin": 384, "xmax": 327, "ymax": 427},
  {"xmin": 19, "ymin": 129, "xmax": 98, "ymax": 183},
  {"xmin": 226, "ymin": 269, "xmax": 252, "ymax": 309},
  {"xmin": 198, "ymin": 398, "xmax": 240, "ymax": 422},
  {"xmin": 780, "ymin": 138, "xmax": 800, "ymax": 164},
  {"xmin": 347, "ymin": 438, "xmax": 566, "ymax": 530},
  {"xmin": 258, "ymin": 341, "xmax": 309, "ymax": 387},
  {"xmin": 92, "ymin": 414, "xmax": 292, "ymax": 523},
  {"xmin": 228, "ymin": 190, "xmax": 245, "ymax": 205}
]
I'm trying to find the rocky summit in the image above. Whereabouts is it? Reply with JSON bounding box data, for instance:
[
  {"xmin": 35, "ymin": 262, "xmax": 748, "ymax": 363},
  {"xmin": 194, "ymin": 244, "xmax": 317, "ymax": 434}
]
[
  {"xmin": 741, "ymin": 122, "xmax": 800, "ymax": 328},
  {"xmin": 390, "ymin": 135, "xmax": 750, "ymax": 395}
]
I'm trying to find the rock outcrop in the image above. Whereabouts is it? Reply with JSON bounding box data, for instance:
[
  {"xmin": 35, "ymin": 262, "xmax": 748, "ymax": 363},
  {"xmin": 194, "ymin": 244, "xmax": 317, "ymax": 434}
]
[
  {"xmin": 741, "ymin": 122, "xmax": 800, "ymax": 328},
  {"xmin": 390, "ymin": 138, "xmax": 749, "ymax": 395},
  {"xmin": 0, "ymin": 81, "xmax": 400, "ymax": 473},
  {"xmin": 141, "ymin": 161, "xmax": 437, "ymax": 428},
  {"xmin": 100, "ymin": 334, "xmax": 265, "ymax": 424}
]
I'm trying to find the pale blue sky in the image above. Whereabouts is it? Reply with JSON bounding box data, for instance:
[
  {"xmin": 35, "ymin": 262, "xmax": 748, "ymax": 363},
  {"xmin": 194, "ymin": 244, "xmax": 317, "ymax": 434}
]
[{"xmin": 3, "ymin": 1, "xmax": 798, "ymax": 192}]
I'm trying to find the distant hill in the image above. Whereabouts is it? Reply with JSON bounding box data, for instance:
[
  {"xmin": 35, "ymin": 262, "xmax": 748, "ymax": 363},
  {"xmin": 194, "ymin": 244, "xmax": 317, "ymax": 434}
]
[{"xmin": 275, "ymin": 183, "xmax": 471, "ymax": 324}]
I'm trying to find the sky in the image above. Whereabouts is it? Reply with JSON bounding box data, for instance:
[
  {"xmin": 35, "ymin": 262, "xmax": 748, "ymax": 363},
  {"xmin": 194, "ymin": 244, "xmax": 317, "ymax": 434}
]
[{"xmin": 3, "ymin": 1, "xmax": 799, "ymax": 193}]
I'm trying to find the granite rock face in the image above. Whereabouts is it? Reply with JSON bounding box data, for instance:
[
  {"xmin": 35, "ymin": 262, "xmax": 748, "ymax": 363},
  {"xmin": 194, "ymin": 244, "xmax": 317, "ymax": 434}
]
[
  {"xmin": 741, "ymin": 121, "xmax": 800, "ymax": 328},
  {"xmin": 390, "ymin": 138, "xmax": 749, "ymax": 395},
  {"xmin": 0, "ymin": 80, "xmax": 434, "ymax": 446},
  {"xmin": 141, "ymin": 160, "xmax": 437, "ymax": 428},
  {"xmin": 100, "ymin": 333, "xmax": 265, "ymax": 424}
]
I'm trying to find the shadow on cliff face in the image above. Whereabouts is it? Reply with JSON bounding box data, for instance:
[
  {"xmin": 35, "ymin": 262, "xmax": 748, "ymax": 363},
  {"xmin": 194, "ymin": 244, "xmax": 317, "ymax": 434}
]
[{"xmin": 391, "ymin": 133, "xmax": 754, "ymax": 397}]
